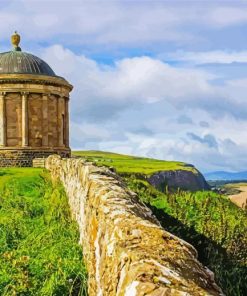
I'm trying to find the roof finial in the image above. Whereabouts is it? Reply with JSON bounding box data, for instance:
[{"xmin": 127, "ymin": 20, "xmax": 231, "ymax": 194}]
[{"xmin": 11, "ymin": 31, "xmax": 21, "ymax": 51}]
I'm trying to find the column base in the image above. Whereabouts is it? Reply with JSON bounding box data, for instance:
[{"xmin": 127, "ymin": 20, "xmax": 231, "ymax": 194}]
[{"xmin": 0, "ymin": 148, "xmax": 71, "ymax": 167}]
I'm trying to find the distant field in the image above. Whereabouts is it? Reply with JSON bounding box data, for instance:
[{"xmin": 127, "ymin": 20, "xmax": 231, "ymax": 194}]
[
  {"xmin": 72, "ymin": 150, "xmax": 196, "ymax": 175},
  {"xmin": 225, "ymin": 183, "xmax": 247, "ymax": 209}
]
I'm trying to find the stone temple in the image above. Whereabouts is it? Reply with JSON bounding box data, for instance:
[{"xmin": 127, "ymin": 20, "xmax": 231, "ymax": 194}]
[{"xmin": 0, "ymin": 32, "xmax": 72, "ymax": 167}]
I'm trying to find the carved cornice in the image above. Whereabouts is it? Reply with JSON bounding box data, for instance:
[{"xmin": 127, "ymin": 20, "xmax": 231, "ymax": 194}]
[{"xmin": 0, "ymin": 73, "xmax": 73, "ymax": 91}]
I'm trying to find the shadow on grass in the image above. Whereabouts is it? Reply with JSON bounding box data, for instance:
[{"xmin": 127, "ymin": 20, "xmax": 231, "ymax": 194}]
[
  {"xmin": 149, "ymin": 205, "xmax": 247, "ymax": 296},
  {"xmin": 0, "ymin": 171, "xmax": 9, "ymax": 177}
]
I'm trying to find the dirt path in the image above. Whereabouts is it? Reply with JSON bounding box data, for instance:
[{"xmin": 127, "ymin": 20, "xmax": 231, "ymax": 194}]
[{"xmin": 229, "ymin": 185, "xmax": 247, "ymax": 208}]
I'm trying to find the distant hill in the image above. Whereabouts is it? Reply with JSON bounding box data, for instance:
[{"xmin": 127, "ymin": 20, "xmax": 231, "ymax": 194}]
[
  {"xmin": 72, "ymin": 150, "xmax": 209, "ymax": 191},
  {"xmin": 204, "ymin": 171, "xmax": 247, "ymax": 181},
  {"xmin": 72, "ymin": 150, "xmax": 196, "ymax": 175}
]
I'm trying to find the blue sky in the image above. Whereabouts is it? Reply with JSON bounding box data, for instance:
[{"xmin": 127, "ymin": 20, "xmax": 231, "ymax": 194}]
[{"xmin": 2, "ymin": 0, "xmax": 247, "ymax": 172}]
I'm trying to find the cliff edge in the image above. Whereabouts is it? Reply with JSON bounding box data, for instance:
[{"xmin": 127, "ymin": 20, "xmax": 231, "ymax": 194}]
[
  {"xmin": 72, "ymin": 151, "xmax": 210, "ymax": 192},
  {"xmin": 148, "ymin": 168, "xmax": 210, "ymax": 192}
]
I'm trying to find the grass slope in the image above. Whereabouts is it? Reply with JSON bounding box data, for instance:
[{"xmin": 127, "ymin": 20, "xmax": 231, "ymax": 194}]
[
  {"xmin": 73, "ymin": 151, "xmax": 247, "ymax": 294},
  {"xmin": 126, "ymin": 177, "xmax": 247, "ymax": 296},
  {"xmin": 0, "ymin": 168, "xmax": 87, "ymax": 296},
  {"xmin": 73, "ymin": 150, "xmax": 196, "ymax": 175}
]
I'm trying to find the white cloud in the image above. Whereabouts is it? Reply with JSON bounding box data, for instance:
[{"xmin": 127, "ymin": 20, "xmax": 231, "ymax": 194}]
[
  {"xmin": 71, "ymin": 122, "xmax": 111, "ymax": 143},
  {"xmin": 99, "ymin": 131, "xmax": 247, "ymax": 173},
  {"xmin": 38, "ymin": 44, "xmax": 247, "ymax": 172},
  {"xmin": 206, "ymin": 7, "xmax": 247, "ymax": 28},
  {"xmin": 42, "ymin": 45, "xmax": 215, "ymax": 106},
  {"xmin": 33, "ymin": 13, "xmax": 59, "ymax": 29},
  {"xmin": 1, "ymin": 1, "xmax": 247, "ymax": 50},
  {"xmin": 42, "ymin": 45, "xmax": 247, "ymax": 120},
  {"xmin": 0, "ymin": 1, "xmax": 193, "ymax": 44},
  {"xmin": 166, "ymin": 50, "xmax": 247, "ymax": 65}
]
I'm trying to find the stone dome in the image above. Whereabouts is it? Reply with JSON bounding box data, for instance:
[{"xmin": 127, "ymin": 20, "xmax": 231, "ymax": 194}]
[{"xmin": 0, "ymin": 50, "xmax": 56, "ymax": 76}]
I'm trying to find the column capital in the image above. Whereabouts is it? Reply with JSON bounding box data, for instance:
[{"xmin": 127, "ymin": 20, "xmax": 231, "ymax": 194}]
[
  {"xmin": 57, "ymin": 94, "xmax": 65, "ymax": 100},
  {"xmin": 0, "ymin": 92, "xmax": 6, "ymax": 97},
  {"xmin": 21, "ymin": 91, "xmax": 29, "ymax": 97},
  {"xmin": 42, "ymin": 93, "xmax": 51, "ymax": 98}
]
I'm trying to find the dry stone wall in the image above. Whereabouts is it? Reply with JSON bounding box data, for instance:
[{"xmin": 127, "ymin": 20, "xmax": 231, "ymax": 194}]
[{"xmin": 46, "ymin": 155, "xmax": 224, "ymax": 296}]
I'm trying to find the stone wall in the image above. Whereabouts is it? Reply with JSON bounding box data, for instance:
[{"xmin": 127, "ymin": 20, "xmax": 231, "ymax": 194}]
[
  {"xmin": 46, "ymin": 155, "xmax": 223, "ymax": 296},
  {"xmin": 0, "ymin": 149, "xmax": 70, "ymax": 167}
]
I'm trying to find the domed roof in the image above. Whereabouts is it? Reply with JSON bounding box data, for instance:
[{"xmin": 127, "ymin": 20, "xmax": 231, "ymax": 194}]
[
  {"xmin": 0, "ymin": 51, "xmax": 56, "ymax": 76},
  {"xmin": 0, "ymin": 32, "xmax": 56, "ymax": 77}
]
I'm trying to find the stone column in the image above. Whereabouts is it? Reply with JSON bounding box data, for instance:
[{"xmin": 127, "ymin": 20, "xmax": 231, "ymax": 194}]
[
  {"xmin": 65, "ymin": 97, "xmax": 69, "ymax": 147},
  {"xmin": 0, "ymin": 92, "xmax": 6, "ymax": 147},
  {"xmin": 42, "ymin": 94, "xmax": 49, "ymax": 147},
  {"xmin": 57, "ymin": 96, "xmax": 64, "ymax": 147},
  {"xmin": 21, "ymin": 92, "xmax": 29, "ymax": 147}
]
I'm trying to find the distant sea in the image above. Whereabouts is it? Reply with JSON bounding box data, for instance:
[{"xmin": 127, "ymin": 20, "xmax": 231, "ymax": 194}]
[{"xmin": 204, "ymin": 171, "xmax": 247, "ymax": 181}]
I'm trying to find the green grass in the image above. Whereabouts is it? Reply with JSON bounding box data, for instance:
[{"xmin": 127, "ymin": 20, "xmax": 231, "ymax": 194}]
[
  {"xmin": 74, "ymin": 150, "xmax": 247, "ymax": 294},
  {"xmin": 73, "ymin": 150, "xmax": 196, "ymax": 175},
  {"xmin": 125, "ymin": 177, "xmax": 247, "ymax": 296},
  {"xmin": 0, "ymin": 168, "xmax": 87, "ymax": 296}
]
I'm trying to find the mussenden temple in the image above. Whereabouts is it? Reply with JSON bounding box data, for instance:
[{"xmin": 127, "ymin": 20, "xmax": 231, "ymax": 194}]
[{"xmin": 0, "ymin": 32, "xmax": 72, "ymax": 167}]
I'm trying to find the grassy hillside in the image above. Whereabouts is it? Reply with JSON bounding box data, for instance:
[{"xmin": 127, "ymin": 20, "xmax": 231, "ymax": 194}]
[
  {"xmin": 73, "ymin": 150, "xmax": 196, "ymax": 175},
  {"xmin": 73, "ymin": 151, "xmax": 246, "ymax": 295},
  {"xmin": 125, "ymin": 177, "xmax": 247, "ymax": 296},
  {"xmin": 0, "ymin": 168, "xmax": 87, "ymax": 295}
]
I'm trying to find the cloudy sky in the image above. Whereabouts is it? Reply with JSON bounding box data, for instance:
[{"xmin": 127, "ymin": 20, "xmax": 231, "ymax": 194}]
[{"xmin": 1, "ymin": 0, "xmax": 247, "ymax": 172}]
